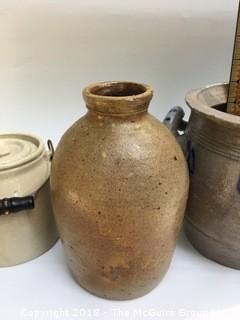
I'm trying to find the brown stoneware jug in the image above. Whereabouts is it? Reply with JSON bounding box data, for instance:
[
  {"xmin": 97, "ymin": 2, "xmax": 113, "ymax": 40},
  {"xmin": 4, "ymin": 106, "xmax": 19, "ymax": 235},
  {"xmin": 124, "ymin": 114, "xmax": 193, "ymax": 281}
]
[
  {"xmin": 164, "ymin": 83, "xmax": 240, "ymax": 269},
  {"xmin": 50, "ymin": 81, "xmax": 189, "ymax": 300}
]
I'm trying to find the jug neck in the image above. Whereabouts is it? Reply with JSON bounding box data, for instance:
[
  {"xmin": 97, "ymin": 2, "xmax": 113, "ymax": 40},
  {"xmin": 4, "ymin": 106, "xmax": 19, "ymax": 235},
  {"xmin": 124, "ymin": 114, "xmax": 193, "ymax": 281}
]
[{"xmin": 83, "ymin": 81, "xmax": 153, "ymax": 117}]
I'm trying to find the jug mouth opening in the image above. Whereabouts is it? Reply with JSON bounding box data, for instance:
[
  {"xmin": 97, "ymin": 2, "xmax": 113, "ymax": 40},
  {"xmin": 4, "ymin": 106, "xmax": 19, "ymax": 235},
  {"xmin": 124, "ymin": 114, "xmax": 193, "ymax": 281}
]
[
  {"xmin": 83, "ymin": 81, "xmax": 153, "ymax": 116},
  {"xmin": 89, "ymin": 82, "xmax": 147, "ymax": 97},
  {"xmin": 185, "ymin": 83, "xmax": 240, "ymax": 128}
]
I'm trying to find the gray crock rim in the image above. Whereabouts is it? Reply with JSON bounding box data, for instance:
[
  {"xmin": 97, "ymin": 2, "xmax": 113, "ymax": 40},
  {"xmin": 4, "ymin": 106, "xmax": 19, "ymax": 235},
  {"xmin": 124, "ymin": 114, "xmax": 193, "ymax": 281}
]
[{"xmin": 185, "ymin": 83, "xmax": 240, "ymax": 128}]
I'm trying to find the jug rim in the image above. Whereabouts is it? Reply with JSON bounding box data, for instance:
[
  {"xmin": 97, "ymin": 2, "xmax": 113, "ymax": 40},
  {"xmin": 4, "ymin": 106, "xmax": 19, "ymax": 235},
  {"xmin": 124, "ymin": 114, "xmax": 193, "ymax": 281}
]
[{"xmin": 82, "ymin": 81, "xmax": 153, "ymax": 116}]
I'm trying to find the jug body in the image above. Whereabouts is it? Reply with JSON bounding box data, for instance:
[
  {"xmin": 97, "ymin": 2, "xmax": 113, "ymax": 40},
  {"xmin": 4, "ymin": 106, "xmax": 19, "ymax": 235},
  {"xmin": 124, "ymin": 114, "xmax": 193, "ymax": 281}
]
[{"xmin": 51, "ymin": 81, "xmax": 189, "ymax": 299}]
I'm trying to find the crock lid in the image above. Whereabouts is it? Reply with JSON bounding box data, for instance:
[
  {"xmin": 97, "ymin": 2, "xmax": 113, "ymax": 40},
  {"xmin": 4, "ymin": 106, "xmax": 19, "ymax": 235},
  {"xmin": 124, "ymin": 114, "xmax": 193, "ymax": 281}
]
[{"xmin": 0, "ymin": 133, "xmax": 44, "ymax": 171}]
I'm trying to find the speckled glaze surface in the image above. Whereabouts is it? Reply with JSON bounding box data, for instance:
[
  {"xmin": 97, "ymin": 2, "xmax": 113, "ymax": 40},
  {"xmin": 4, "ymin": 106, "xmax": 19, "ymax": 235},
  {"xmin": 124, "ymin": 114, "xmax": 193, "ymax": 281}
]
[
  {"xmin": 50, "ymin": 81, "xmax": 189, "ymax": 300},
  {"xmin": 184, "ymin": 84, "xmax": 240, "ymax": 269}
]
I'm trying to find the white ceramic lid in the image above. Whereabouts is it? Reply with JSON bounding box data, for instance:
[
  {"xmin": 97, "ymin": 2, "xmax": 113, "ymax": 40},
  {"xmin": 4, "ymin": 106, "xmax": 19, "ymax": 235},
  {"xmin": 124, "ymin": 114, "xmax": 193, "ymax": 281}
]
[{"xmin": 0, "ymin": 133, "xmax": 44, "ymax": 171}]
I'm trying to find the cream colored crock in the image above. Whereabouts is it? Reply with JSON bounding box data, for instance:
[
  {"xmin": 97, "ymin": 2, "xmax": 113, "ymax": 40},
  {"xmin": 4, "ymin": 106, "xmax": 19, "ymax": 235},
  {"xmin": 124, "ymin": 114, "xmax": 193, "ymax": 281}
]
[{"xmin": 0, "ymin": 133, "xmax": 58, "ymax": 267}]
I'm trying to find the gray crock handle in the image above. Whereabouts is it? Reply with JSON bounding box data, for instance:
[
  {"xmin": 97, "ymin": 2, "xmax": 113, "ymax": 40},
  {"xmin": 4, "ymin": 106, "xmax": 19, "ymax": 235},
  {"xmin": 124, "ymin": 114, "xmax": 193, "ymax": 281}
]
[
  {"xmin": 163, "ymin": 106, "xmax": 187, "ymax": 136},
  {"xmin": 163, "ymin": 106, "xmax": 188, "ymax": 156},
  {"xmin": 164, "ymin": 107, "xmax": 195, "ymax": 174}
]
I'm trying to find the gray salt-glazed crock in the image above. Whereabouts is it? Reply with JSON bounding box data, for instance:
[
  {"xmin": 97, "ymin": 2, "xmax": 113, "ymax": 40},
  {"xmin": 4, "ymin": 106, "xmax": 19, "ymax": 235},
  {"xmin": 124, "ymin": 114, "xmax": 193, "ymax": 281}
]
[{"xmin": 164, "ymin": 83, "xmax": 240, "ymax": 269}]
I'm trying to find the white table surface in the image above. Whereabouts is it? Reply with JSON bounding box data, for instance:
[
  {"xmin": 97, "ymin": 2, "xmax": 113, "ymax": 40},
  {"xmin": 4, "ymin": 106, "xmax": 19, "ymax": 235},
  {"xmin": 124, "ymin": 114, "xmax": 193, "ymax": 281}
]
[{"xmin": 0, "ymin": 1, "xmax": 240, "ymax": 319}]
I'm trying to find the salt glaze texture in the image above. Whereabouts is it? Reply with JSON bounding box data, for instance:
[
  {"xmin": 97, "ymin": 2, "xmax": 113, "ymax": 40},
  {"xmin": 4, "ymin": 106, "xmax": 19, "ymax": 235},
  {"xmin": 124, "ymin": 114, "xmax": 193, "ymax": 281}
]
[
  {"xmin": 50, "ymin": 82, "xmax": 189, "ymax": 300},
  {"xmin": 183, "ymin": 83, "xmax": 240, "ymax": 269}
]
